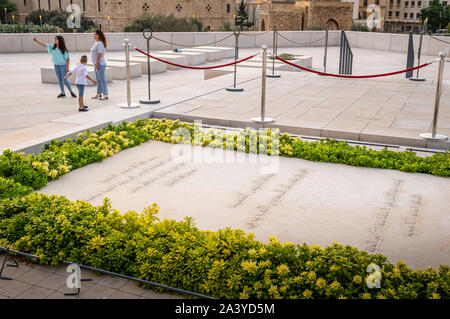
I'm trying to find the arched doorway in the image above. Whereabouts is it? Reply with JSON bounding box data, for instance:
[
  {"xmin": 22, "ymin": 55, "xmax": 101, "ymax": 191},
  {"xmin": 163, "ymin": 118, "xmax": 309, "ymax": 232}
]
[
  {"xmin": 326, "ymin": 19, "xmax": 339, "ymax": 30},
  {"xmin": 261, "ymin": 19, "xmax": 265, "ymax": 31},
  {"xmin": 301, "ymin": 14, "xmax": 305, "ymax": 30}
]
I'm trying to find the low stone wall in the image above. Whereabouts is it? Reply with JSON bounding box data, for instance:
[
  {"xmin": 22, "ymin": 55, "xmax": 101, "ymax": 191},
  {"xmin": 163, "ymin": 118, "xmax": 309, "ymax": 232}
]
[{"xmin": 0, "ymin": 31, "xmax": 448, "ymax": 56}]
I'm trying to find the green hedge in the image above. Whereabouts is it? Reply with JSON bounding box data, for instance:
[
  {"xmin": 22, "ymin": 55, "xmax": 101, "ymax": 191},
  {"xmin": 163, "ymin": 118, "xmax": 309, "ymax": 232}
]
[
  {"xmin": 0, "ymin": 191, "xmax": 448, "ymax": 299},
  {"xmin": 0, "ymin": 118, "xmax": 449, "ymax": 299}
]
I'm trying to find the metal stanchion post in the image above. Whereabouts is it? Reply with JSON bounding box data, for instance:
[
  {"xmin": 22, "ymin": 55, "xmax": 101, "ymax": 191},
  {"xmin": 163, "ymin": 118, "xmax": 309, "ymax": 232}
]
[
  {"xmin": 252, "ymin": 45, "xmax": 274, "ymax": 125},
  {"xmin": 226, "ymin": 27, "xmax": 244, "ymax": 92},
  {"xmin": 323, "ymin": 25, "xmax": 329, "ymax": 73},
  {"xmin": 267, "ymin": 24, "xmax": 281, "ymax": 78},
  {"xmin": 420, "ymin": 52, "xmax": 448, "ymax": 141},
  {"xmin": 120, "ymin": 39, "xmax": 140, "ymax": 109},
  {"xmin": 140, "ymin": 29, "xmax": 160, "ymax": 104}
]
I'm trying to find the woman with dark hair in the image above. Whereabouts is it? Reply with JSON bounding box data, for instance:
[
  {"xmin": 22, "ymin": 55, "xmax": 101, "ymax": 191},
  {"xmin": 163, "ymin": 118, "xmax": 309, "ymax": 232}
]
[
  {"xmin": 91, "ymin": 29, "xmax": 109, "ymax": 100},
  {"xmin": 33, "ymin": 35, "xmax": 76, "ymax": 98}
]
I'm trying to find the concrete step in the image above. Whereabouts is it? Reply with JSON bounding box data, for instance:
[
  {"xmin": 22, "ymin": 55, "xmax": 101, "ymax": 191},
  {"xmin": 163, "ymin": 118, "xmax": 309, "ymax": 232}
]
[
  {"xmin": 41, "ymin": 66, "xmax": 113, "ymax": 86},
  {"xmin": 87, "ymin": 61, "xmax": 142, "ymax": 80},
  {"xmin": 108, "ymin": 58, "xmax": 167, "ymax": 74}
]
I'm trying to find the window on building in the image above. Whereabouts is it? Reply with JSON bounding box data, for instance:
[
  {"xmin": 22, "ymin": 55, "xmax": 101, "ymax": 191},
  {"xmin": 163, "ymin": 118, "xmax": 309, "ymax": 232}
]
[
  {"xmin": 410, "ymin": 12, "xmax": 414, "ymax": 18},
  {"xmin": 205, "ymin": 4, "xmax": 212, "ymax": 12},
  {"xmin": 176, "ymin": 3, "xmax": 182, "ymax": 12},
  {"xmin": 417, "ymin": 12, "xmax": 421, "ymax": 18},
  {"xmin": 396, "ymin": 0, "xmax": 400, "ymax": 4},
  {"xmin": 23, "ymin": 0, "xmax": 26, "ymax": 6},
  {"xmin": 411, "ymin": 1, "xmax": 415, "ymax": 6},
  {"xmin": 405, "ymin": 1, "xmax": 409, "ymax": 6},
  {"xmin": 59, "ymin": 0, "xmax": 61, "ymax": 10},
  {"xmin": 418, "ymin": 1, "xmax": 422, "ymax": 6},
  {"xmin": 375, "ymin": 0, "xmax": 379, "ymax": 4},
  {"xmin": 443, "ymin": 1, "xmax": 448, "ymax": 6},
  {"xmin": 82, "ymin": 0, "xmax": 86, "ymax": 11},
  {"xmin": 227, "ymin": 3, "xmax": 231, "ymax": 13},
  {"xmin": 98, "ymin": 0, "xmax": 101, "ymax": 12},
  {"xmin": 390, "ymin": 0, "xmax": 393, "ymax": 4},
  {"xmin": 388, "ymin": 10, "xmax": 393, "ymax": 16},
  {"xmin": 404, "ymin": 12, "xmax": 408, "ymax": 18},
  {"xmin": 48, "ymin": 0, "xmax": 50, "ymax": 10},
  {"xmin": 38, "ymin": 0, "xmax": 41, "ymax": 10},
  {"xmin": 142, "ymin": 3, "xmax": 149, "ymax": 11},
  {"xmin": 363, "ymin": 0, "xmax": 367, "ymax": 6},
  {"xmin": 395, "ymin": 11, "xmax": 400, "ymax": 17}
]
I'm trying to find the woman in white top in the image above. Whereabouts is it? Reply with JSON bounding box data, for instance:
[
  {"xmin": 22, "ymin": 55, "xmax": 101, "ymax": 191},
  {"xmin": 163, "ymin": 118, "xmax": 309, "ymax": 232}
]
[{"xmin": 91, "ymin": 29, "xmax": 109, "ymax": 100}]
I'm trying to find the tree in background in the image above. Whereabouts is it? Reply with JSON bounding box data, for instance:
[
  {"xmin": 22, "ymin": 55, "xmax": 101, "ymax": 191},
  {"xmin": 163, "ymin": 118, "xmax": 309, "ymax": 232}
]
[
  {"xmin": 124, "ymin": 14, "xmax": 203, "ymax": 32},
  {"xmin": 235, "ymin": 0, "xmax": 248, "ymax": 30},
  {"xmin": 420, "ymin": 0, "xmax": 450, "ymax": 32},
  {"xmin": 26, "ymin": 9, "xmax": 95, "ymax": 32},
  {"xmin": 0, "ymin": 0, "xmax": 16, "ymax": 23}
]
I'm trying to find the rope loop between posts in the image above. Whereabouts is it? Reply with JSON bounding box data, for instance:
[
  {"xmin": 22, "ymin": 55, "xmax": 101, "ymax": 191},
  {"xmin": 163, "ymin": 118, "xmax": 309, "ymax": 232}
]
[
  {"xmin": 276, "ymin": 31, "xmax": 327, "ymax": 46},
  {"xmin": 135, "ymin": 47, "xmax": 257, "ymax": 70},
  {"xmin": 275, "ymin": 56, "xmax": 435, "ymax": 79},
  {"xmin": 151, "ymin": 33, "xmax": 234, "ymax": 47}
]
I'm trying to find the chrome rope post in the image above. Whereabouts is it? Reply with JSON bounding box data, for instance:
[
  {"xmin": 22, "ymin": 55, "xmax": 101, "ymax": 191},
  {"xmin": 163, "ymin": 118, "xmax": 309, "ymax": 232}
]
[
  {"xmin": 252, "ymin": 45, "xmax": 274, "ymax": 125},
  {"xmin": 120, "ymin": 39, "xmax": 140, "ymax": 109},
  {"xmin": 140, "ymin": 29, "xmax": 160, "ymax": 104},
  {"xmin": 226, "ymin": 27, "xmax": 244, "ymax": 92},
  {"xmin": 420, "ymin": 52, "xmax": 448, "ymax": 141},
  {"xmin": 267, "ymin": 24, "xmax": 281, "ymax": 78}
]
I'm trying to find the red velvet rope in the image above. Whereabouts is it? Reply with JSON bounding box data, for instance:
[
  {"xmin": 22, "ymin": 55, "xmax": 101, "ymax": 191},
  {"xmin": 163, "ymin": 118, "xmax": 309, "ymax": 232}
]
[
  {"xmin": 135, "ymin": 48, "xmax": 256, "ymax": 70},
  {"xmin": 275, "ymin": 56, "xmax": 433, "ymax": 79}
]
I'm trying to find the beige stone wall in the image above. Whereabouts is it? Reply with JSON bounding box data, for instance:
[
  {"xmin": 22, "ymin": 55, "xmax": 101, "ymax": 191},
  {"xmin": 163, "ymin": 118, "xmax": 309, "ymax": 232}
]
[{"xmin": 10, "ymin": 0, "xmax": 236, "ymax": 31}]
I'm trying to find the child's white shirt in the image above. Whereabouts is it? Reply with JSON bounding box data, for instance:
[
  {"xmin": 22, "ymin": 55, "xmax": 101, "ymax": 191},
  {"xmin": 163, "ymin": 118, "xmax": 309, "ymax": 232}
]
[{"xmin": 71, "ymin": 64, "xmax": 88, "ymax": 85}]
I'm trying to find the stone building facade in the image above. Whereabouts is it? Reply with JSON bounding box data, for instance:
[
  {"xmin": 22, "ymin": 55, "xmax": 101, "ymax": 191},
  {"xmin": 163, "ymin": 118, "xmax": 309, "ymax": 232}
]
[
  {"xmin": 246, "ymin": 0, "xmax": 354, "ymax": 31},
  {"xmin": 10, "ymin": 0, "xmax": 237, "ymax": 31}
]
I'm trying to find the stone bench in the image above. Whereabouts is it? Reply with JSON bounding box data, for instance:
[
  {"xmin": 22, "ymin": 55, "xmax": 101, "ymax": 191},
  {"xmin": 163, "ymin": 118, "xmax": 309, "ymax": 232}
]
[
  {"xmin": 179, "ymin": 48, "xmax": 223, "ymax": 62},
  {"xmin": 203, "ymin": 69, "xmax": 234, "ymax": 80},
  {"xmin": 87, "ymin": 61, "xmax": 142, "ymax": 80},
  {"xmin": 41, "ymin": 66, "xmax": 113, "ymax": 86},
  {"xmin": 108, "ymin": 57, "xmax": 166, "ymax": 74},
  {"xmin": 195, "ymin": 46, "xmax": 235, "ymax": 59},
  {"xmin": 158, "ymin": 50, "xmax": 206, "ymax": 66}
]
